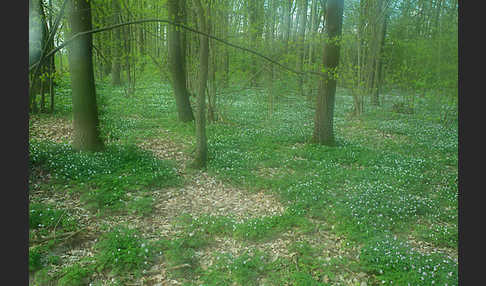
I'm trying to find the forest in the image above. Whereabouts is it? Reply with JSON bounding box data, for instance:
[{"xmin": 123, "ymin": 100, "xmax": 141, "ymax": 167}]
[{"xmin": 28, "ymin": 0, "xmax": 458, "ymax": 285}]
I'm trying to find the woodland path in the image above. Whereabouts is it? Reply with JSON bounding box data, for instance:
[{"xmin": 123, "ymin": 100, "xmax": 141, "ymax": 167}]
[{"xmin": 29, "ymin": 115, "xmax": 371, "ymax": 286}]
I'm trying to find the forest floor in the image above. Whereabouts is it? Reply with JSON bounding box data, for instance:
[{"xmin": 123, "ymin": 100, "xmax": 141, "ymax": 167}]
[{"xmin": 28, "ymin": 76, "xmax": 458, "ymax": 286}]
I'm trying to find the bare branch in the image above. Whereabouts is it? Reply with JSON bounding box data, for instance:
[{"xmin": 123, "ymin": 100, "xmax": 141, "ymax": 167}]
[{"xmin": 29, "ymin": 18, "xmax": 325, "ymax": 78}]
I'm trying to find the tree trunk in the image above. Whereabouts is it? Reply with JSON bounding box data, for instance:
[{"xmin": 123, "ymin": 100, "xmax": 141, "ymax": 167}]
[
  {"xmin": 297, "ymin": 0, "xmax": 308, "ymax": 97},
  {"xmin": 59, "ymin": 49, "xmax": 63, "ymax": 74},
  {"xmin": 354, "ymin": 0, "xmax": 366, "ymax": 116},
  {"xmin": 168, "ymin": 0, "xmax": 195, "ymax": 122},
  {"xmin": 29, "ymin": 0, "xmax": 48, "ymax": 114},
  {"xmin": 193, "ymin": 0, "xmax": 209, "ymax": 168},
  {"xmin": 111, "ymin": 0, "xmax": 122, "ymax": 86},
  {"xmin": 284, "ymin": 0, "xmax": 293, "ymax": 53},
  {"xmin": 371, "ymin": 12, "xmax": 388, "ymax": 106},
  {"xmin": 308, "ymin": 0, "xmax": 318, "ymax": 65},
  {"xmin": 313, "ymin": 0, "xmax": 343, "ymax": 146},
  {"xmin": 50, "ymin": 54, "xmax": 55, "ymax": 113},
  {"xmin": 68, "ymin": 0, "xmax": 104, "ymax": 152},
  {"xmin": 48, "ymin": 0, "xmax": 55, "ymax": 113},
  {"xmin": 223, "ymin": 6, "xmax": 230, "ymax": 88},
  {"xmin": 248, "ymin": 0, "xmax": 264, "ymax": 87},
  {"xmin": 208, "ymin": 28, "xmax": 217, "ymax": 123},
  {"xmin": 123, "ymin": 13, "xmax": 133, "ymax": 95}
]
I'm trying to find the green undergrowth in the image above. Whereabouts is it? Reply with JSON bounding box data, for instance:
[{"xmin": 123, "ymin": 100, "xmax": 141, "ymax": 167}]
[
  {"xmin": 31, "ymin": 225, "xmax": 162, "ymax": 285},
  {"xmin": 177, "ymin": 210, "xmax": 313, "ymax": 242},
  {"xmin": 29, "ymin": 74, "xmax": 457, "ymax": 285},
  {"xmin": 29, "ymin": 140, "xmax": 180, "ymax": 213},
  {"xmin": 153, "ymin": 233, "xmax": 207, "ymax": 280},
  {"xmin": 360, "ymin": 235, "xmax": 458, "ymax": 285},
  {"xmin": 200, "ymin": 250, "xmax": 271, "ymax": 286},
  {"xmin": 94, "ymin": 225, "xmax": 157, "ymax": 276},
  {"xmin": 177, "ymin": 88, "xmax": 457, "ymax": 284},
  {"xmin": 29, "ymin": 202, "xmax": 79, "ymax": 273}
]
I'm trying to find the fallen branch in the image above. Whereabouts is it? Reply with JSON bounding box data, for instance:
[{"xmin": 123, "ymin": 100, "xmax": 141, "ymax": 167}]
[
  {"xmin": 168, "ymin": 263, "xmax": 192, "ymax": 271},
  {"xmin": 30, "ymin": 229, "xmax": 83, "ymax": 245}
]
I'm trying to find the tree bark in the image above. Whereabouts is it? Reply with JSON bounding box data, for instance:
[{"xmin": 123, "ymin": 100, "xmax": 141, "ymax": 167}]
[
  {"xmin": 48, "ymin": 0, "xmax": 55, "ymax": 113},
  {"xmin": 297, "ymin": 0, "xmax": 308, "ymax": 97},
  {"xmin": 168, "ymin": 0, "xmax": 195, "ymax": 122},
  {"xmin": 371, "ymin": 11, "xmax": 388, "ymax": 105},
  {"xmin": 284, "ymin": 0, "xmax": 293, "ymax": 54},
  {"xmin": 123, "ymin": 13, "xmax": 132, "ymax": 94},
  {"xmin": 247, "ymin": 0, "xmax": 264, "ymax": 87},
  {"xmin": 111, "ymin": 0, "xmax": 122, "ymax": 86},
  {"xmin": 29, "ymin": 0, "xmax": 46, "ymax": 113},
  {"xmin": 208, "ymin": 11, "xmax": 217, "ymax": 123},
  {"xmin": 68, "ymin": 0, "xmax": 104, "ymax": 152},
  {"xmin": 193, "ymin": 0, "xmax": 209, "ymax": 168},
  {"xmin": 313, "ymin": 0, "xmax": 343, "ymax": 146}
]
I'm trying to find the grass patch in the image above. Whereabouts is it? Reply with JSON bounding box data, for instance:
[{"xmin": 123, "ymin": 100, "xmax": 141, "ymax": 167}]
[
  {"xmin": 29, "ymin": 203, "xmax": 79, "ymax": 273},
  {"xmin": 360, "ymin": 235, "xmax": 458, "ymax": 285},
  {"xmin": 178, "ymin": 211, "xmax": 313, "ymax": 242},
  {"xmin": 94, "ymin": 225, "xmax": 155, "ymax": 277},
  {"xmin": 57, "ymin": 261, "xmax": 96, "ymax": 286},
  {"xmin": 29, "ymin": 202, "xmax": 78, "ymax": 237},
  {"xmin": 29, "ymin": 140, "xmax": 180, "ymax": 213},
  {"xmin": 152, "ymin": 233, "xmax": 210, "ymax": 280},
  {"xmin": 200, "ymin": 250, "xmax": 270, "ymax": 286}
]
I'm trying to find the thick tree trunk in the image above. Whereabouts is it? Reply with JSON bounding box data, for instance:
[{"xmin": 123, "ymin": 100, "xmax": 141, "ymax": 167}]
[
  {"xmin": 68, "ymin": 0, "xmax": 104, "ymax": 152},
  {"xmin": 313, "ymin": 0, "xmax": 343, "ymax": 146},
  {"xmin": 168, "ymin": 0, "xmax": 195, "ymax": 122}
]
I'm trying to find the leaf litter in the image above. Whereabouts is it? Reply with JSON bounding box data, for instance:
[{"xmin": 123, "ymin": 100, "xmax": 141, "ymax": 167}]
[{"xmin": 29, "ymin": 116, "xmax": 374, "ymax": 286}]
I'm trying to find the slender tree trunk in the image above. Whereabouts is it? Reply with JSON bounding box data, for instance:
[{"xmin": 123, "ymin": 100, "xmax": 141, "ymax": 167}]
[
  {"xmin": 371, "ymin": 12, "xmax": 388, "ymax": 106},
  {"xmin": 313, "ymin": 0, "xmax": 343, "ymax": 146},
  {"xmin": 297, "ymin": 0, "xmax": 308, "ymax": 97},
  {"xmin": 139, "ymin": 0, "xmax": 145, "ymax": 56},
  {"xmin": 103, "ymin": 3, "xmax": 112, "ymax": 76},
  {"xmin": 308, "ymin": 0, "xmax": 317, "ymax": 65},
  {"xmin": 123, "ymin": 15, "xmax": 132, "ymax": 95},
  {"xmin": 193, "ymin": 0, "xmax": 209, "ymax": 168},
  {"xmin": 68, "ymin": 0, "xmax": 104, "ymax": 152},
  {"xmin": 39, "ymin": 0, "xmax": 49, "ymax": 114},
  {"xmin": 168, "ymin": 0, "xmax": 195, "ymax": 122},
  {"xmin": 48, "ymin": 0, "xmax": 55, "ymax": 113},
  {"xmin": 111, "ymin": 0, "xmax": 122, "ymax": 86},
  {"xmin": 40, "ymin": 73, "xmax": 46, "ymax": 113},
  {"xmin": 353, "ymin": 0, "xmax": 367, "ymax": 115},
  {"xmin": 248, "ymin": 0, "xmax": 264, "ymax": 87},
  {"xmin": 207, "ymin": 10, "xmax": 217, "ymax": 123},
  {"xmin": 102, "ymin": 15, "xmax": 112, "ymax": 76},
  {"xmin": 222, "ymin": 6, "xmax": 230, "ymax": 88},
  {"xmin": 50, "ymin": 55, "xmax": 55, "ymax": 113},
  {"xmin": 59, "ymin": 49, "xmax": 63, "ymax": 74},
  {"xmin": 284, "ymin": 0, "xmax": 293, "ymax": 54}
]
